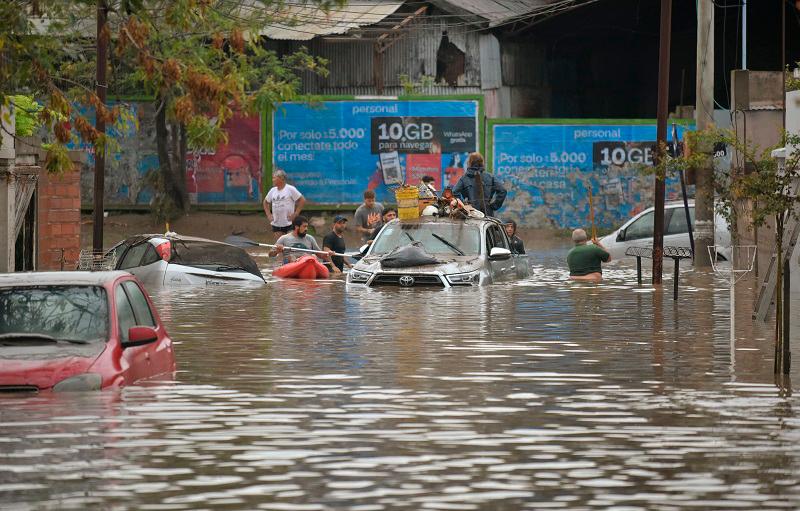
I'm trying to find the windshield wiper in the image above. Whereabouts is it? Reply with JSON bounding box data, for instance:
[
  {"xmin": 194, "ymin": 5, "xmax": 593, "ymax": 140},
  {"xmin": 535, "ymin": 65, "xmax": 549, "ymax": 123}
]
[
  {"xmin": 0, "ymin": 333, "xmax": 57, "ymax": 343},
  {"xmin": 404, "ymin": 231, "xmax": 415, "ymax": 242},
  {"xmin": 431, "ymin": 233, "xmax": 465, "ymax": 256}
]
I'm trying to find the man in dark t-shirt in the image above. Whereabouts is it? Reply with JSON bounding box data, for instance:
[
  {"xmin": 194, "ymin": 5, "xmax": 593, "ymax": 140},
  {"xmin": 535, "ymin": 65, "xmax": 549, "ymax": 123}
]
[
  {"xmin": 322, "ymin": 215, "xmax": 350, "ymax": 272},
  {"xmin": 567, "ymin": 228, "xmax": 611, "ymax": 282}
]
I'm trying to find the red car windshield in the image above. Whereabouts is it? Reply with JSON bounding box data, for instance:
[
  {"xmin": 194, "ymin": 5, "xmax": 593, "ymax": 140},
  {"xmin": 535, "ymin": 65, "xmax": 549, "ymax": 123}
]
[{"xmin": 0, "ymin": 285, "xmax": 109, "ymax": 343}]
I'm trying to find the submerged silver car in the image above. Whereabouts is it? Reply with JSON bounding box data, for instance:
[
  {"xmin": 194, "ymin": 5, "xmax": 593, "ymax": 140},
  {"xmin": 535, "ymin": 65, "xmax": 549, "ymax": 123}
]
[
  {"xmin": 106, "ymin": 234, "xmax": 265, "ymax": 287},
  {"xmin": 347, "ymin": 217, "xmax": 530, "ymax": 288}
]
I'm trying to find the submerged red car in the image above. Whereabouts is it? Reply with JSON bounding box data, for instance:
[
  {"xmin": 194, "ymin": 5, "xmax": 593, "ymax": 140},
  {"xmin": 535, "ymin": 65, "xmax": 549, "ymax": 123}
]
[{"xmin": 0, "ymin": 271, "xmax": 175, "ymax": 392}]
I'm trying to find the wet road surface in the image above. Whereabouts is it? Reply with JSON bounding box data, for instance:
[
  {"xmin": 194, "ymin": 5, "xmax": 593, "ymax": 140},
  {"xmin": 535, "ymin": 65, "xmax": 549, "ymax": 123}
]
[{"xmin": 2, "ymin": 248, "xmax": 800, "ymax": 510}]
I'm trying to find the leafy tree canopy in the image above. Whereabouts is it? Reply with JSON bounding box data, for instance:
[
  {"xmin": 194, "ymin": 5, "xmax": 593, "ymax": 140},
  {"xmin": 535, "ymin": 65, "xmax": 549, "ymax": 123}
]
[{"xmin": 1, "ymin": 0, "xmax": 339, "ymax": 171}]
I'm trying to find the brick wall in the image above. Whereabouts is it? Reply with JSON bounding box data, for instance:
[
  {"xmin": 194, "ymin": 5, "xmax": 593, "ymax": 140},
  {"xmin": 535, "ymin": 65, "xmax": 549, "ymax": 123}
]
[{"xmin": 37, "ymin": 167, "xmax": 81, "ymax": 270}]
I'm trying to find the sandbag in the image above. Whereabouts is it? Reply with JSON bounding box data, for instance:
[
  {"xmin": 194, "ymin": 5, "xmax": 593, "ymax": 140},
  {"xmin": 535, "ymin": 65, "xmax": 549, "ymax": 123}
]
[{"xmin": 380, "ymin": 242, "xmax": 440, "ymax": 268}]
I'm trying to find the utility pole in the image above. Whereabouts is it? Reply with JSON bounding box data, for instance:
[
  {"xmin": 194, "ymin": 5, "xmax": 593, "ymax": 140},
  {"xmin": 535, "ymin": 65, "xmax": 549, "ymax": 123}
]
[
  {"xmin": 695, "ymin": 0, "xmax": 715, "ymax": 268},
  {"xmin": 92, "ymin": 0, "xmax": 108, "ymax": 253},
  {"xmin": 742, "ymin": 0, "xmax": 747, "ymax": 70},
  {"xmin": 653, "ymin": 0, "xmax": 673, "ymax": 284}
]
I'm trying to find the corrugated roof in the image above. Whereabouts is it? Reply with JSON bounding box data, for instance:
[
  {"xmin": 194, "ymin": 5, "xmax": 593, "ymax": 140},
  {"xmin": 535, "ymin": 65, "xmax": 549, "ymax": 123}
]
[
  {"xmin": 257, "ymin": 0, "xmax": 404, "ymax": 40},
  {"xmin": 428, "ymin": 0, "xmax": 569, "ymax": 26}
]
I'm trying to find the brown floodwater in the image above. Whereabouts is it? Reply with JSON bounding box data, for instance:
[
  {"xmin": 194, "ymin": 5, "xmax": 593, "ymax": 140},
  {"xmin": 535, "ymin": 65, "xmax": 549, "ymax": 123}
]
[{"xmin": 1, "ymin": 246, "xmax": 800, "ymax": 510}]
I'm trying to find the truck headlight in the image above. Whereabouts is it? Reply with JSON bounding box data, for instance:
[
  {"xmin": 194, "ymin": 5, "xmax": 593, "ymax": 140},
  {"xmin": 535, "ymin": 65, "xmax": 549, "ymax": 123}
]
[
  {"xmin": 446, "ymin": 271, "xmax": 480, "ymax": 285},
  {"xmin": 53, "ymin": 373, "xmax": 102, "ymax": 392},
  {"xmin": 349, "ymin": 270, "xmax": 372, "ymax": 283}
]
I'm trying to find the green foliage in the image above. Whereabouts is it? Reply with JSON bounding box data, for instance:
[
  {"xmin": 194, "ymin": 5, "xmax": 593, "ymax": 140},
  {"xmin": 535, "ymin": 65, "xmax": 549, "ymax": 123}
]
[
  {"xmin": 141, "ymin": 166, "xmax": 182, "ymax": 223},
  {"xmin": 1, "ymin": 0, "xmax": 340, "ymax": 212},
  {"xmin": 733, "ymin": 133, "xmax": 800, "ymax": 229},
  {"xmin": 41, "ymin": 142, "xmax": 72, "ymax": 174},
  {"xmin": 399, "ymin": 74, "xmax": 438, "ymax": 94},
  {"xmin": 786, "ymin": 62, "xmax": 800, "ymax": 92},
  {"xmin": 185, "ymin": 116, "xmax": 227, "ymax": 151},
  {"xmin": 7, "ymin": 95, "xmax": 43, "ymax": 136}
]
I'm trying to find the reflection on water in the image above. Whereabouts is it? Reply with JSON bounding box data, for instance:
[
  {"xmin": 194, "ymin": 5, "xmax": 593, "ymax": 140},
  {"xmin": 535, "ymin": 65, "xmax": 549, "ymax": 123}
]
[{"xmin": 2, "ymin": 249, "xmax": 799, "ymax": 510}]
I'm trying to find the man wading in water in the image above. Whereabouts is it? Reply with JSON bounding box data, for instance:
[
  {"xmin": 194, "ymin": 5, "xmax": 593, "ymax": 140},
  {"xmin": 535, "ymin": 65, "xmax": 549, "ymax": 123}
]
[
  {"xmin": 567, "ymin": 228, "xmax": 611, "ymax": 282},
  {"xmin": 270, "ymin": 216, "xmax": 336, "ymax": 270}
]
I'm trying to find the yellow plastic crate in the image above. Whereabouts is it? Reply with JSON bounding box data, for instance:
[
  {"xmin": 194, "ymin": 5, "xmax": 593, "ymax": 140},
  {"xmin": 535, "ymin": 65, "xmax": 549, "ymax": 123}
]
[{"xmin": 395, "ymin": 186, "xmax": 420, "ymax": 220}]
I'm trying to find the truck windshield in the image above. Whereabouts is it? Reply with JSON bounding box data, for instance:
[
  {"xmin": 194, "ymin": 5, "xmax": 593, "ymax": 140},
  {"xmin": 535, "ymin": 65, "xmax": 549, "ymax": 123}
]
[
  {"xmin": 371, "ymin": 223, "xmax": 481, "ymax": 256},
  {"xmin": 0, "ymin": 285, "xmax": 109, "ymax": 343}
]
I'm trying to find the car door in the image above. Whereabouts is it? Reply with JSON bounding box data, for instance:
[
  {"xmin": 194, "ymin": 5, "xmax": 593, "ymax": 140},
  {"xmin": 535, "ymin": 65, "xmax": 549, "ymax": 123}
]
[
  {"xmin": 121, "ymin": 280, "xmax": 173, "ymax": 378},
  {"xmin": 619, "ymin": 210, "xmax": 656, "ymax": 254},
  {"xmin": 485, "ymin": 224, "xmax": 515, "ymax": 282},
  {"xmin": 114, "ymin": 281, "xmax": 152, "ymax": 385},
  {"xmin": 117, "ymin": 241, "xmax": 163, "ymax": 284},
  {"xmin": 664, "ymin": 206, "xmax": 694, "ymax": 250}
]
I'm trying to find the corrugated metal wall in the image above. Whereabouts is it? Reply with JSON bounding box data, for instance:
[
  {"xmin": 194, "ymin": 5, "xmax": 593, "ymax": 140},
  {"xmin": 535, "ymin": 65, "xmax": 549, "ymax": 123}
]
[{"xmin": 269, "ymin": 16, "xmax": 483, "ymax": 95}]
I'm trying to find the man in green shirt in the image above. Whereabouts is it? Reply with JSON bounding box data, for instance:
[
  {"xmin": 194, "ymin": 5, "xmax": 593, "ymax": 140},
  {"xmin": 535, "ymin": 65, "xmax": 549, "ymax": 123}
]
[{"xmin": 567, "ymin": 228, "xmax": 611, "ymax": 282}]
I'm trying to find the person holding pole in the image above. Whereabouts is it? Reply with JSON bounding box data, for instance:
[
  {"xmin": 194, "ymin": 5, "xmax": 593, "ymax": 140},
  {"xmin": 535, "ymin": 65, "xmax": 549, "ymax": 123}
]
[
  {"xmin": 567, "ymin": 228, "xmax": 611, "ymax": 282},
  {"xmin": 269, "ymin": 216, "xmax": 336, "ymax": 270}
]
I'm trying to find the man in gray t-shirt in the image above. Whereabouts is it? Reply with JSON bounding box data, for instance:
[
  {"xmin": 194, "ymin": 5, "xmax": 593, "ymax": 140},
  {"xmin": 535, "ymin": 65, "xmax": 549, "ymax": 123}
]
[
  {"xmin": 354, "ymin": 189, "xmax": 384, "ymax": 240},
  {"xmin": 269, "ymin": 215, "xmax": 332, "ymax": 265}
]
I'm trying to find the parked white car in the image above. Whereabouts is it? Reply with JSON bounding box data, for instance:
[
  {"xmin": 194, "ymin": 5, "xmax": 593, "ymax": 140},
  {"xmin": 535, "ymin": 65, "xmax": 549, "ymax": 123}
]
[
  {"xmin": 105, "ymin": 234, "xmax": 265, "ymax": 287},
  {"xmin": 598, "ymin": 201, "xmax": 732, "ymax": 261}
]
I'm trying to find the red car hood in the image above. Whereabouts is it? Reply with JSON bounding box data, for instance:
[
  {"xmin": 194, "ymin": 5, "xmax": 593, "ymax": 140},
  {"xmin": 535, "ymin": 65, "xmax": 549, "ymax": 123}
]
[{"xmin": 0, "ymin": 343, "xmax": 105, "ymax": 390}]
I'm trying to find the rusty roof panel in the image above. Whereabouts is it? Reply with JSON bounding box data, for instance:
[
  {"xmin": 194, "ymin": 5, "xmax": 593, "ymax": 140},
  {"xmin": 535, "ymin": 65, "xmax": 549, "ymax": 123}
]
[{"xmin": 257, "ymin": 0, "xmax": 404, "ymax": 40}]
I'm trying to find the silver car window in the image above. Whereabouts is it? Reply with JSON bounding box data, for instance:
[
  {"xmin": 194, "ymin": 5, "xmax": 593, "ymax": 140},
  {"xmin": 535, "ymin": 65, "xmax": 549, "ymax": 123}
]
[
  {"xmin": 139, "ymin": 245, "xmax": 160, "ymax": 266},
  {"xmin": 625, "ymin": 211, "xmax": 655, "ymax": 241},
  {"xmin": 666, "ymin": 207, "xmax": 695, "ymax": 235},
  {"xmin": 118, "ymin": 243, "xmax": 149, "ymax": 270}
]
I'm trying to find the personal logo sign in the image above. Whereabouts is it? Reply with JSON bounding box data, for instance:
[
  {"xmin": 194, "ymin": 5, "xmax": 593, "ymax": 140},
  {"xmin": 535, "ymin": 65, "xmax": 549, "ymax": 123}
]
[
  {"xmin": 273, "ymin": 100, "xmax": 480, "ymax": 204},
  {"xmin": 492, "ymin": 122, "xmax": 693, "ymax": 229}
]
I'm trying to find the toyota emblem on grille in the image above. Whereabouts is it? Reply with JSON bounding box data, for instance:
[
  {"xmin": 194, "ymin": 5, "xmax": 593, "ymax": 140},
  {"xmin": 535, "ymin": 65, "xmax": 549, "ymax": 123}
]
[{"xmin": 398, "ymin": 275, "xmax": 415, "ymax": 287}]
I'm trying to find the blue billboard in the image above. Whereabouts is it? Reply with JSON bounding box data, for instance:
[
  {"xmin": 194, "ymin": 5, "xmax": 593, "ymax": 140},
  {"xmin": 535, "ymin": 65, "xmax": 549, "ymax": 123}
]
[
  {"xmin": 271, "ymin": 99, "xmax": 481, "ymax": 204},
  {"xmin": 491, "ymin": 121, "xmax": 692, "ymax": 229}
]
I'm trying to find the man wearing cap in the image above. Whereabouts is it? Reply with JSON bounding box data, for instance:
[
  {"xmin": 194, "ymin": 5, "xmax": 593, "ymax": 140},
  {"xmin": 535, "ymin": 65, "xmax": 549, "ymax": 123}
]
[
  {"xmin": 503, "ymin": 219, "xmax": 525, "ymax": 255},
  {"xmin": 322, "ymin": 215, "xmax": 350, "ymax": 273},
  {"xmin": 566, "ymin": 228, "xmax": 610, "ymax": 282}
]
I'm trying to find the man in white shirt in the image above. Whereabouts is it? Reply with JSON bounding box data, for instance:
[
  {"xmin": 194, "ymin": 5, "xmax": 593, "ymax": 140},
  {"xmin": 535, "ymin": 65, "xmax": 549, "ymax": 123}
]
[{"xmin": 263, "ymin": 169, "xmax": 306, "ymax": 239}]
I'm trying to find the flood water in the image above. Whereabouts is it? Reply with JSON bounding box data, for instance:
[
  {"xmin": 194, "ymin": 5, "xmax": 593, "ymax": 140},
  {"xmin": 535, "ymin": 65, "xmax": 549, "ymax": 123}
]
[{"xmin": 2, "ymin": 247, "xmax": 800, "ymax": 510}]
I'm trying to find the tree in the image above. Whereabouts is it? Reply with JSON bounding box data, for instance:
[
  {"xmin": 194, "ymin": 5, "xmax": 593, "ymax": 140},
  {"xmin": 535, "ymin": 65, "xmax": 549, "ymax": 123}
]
[
  {"xmin": 1, "ymin": 0, "xmax": 338, "ymax": 219},
  {"xmin": 732, "ymin": 134, "xmax": 800, "ymax": 375},
  {"xmin": 671, "ymin": 127, "xmax": 800, "ymax": 375}
]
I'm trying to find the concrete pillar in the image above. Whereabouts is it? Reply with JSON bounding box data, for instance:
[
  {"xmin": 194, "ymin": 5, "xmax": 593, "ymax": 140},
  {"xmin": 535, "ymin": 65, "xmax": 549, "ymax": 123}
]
[{"xmin": 0, "ymin": 104, "xmax": 15, "ymax": 272}]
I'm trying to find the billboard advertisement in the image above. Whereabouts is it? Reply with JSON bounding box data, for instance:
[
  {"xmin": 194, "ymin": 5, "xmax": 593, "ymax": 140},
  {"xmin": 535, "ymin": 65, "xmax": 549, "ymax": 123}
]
[
  {"xmin": 75, "ymin": 102, "xmax": 159, "ymax": 206},
  {"xmin": 271, "ymin": 99, "xmax": 481, "ymax": 204},
  {"xmin": 186, "ymin": 112, "xmax": 262, "ymax": 204},
  {"xmin": 491, "ymin": 121, "xmax": 692, "ymax": 229},
  {"xmin": 77, "ymin": 103, "xmax": 261, "ymax": 206}
]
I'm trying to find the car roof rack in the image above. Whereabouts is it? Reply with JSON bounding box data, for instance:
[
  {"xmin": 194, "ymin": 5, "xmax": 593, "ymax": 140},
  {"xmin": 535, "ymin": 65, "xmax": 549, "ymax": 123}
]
[{"xmin": 77, "ymin": 250, "xmax": 117, "ymax": 271}]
